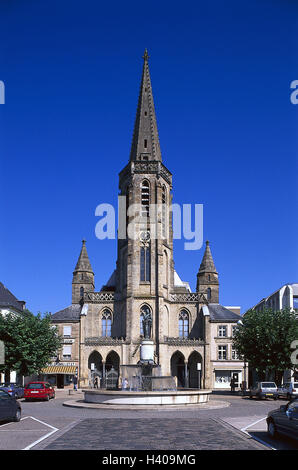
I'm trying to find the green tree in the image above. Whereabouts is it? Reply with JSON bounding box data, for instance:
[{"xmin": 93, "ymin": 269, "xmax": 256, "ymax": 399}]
[
  {"xmin": 0, "ymin": 310, "xmax": 62, "ymax": 380},
  {"xmin": 233, "ymin": 308, "xmax": 298, "ymax": 384}
]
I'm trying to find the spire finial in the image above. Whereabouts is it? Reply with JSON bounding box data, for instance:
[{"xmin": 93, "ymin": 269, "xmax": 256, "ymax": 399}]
[
  {"xmin": 82, "ymin": 239, "xmax": 86, "ymax": 245},
  {"xmin": 143, "ymin": 48, "xmax": 149, "ymax": 61}
]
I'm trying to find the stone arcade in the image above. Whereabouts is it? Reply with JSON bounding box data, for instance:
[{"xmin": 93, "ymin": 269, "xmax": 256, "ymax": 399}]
[{"xmin": 48, "ymin": 51, "xmax": 245, "ymax": 391}]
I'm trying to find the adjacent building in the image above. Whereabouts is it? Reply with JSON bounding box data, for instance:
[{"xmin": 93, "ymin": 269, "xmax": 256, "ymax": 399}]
[
  {"xmin": 47, "ymin": 51, "xmax": 244, "ymax": 390},
  {"xmin": 0, "ymin": 282, "xmax": 26, "ymax": 383},
  {"xmin": 252, "ymin": 283, "xmax": 298, "ymax": 313},
  {"xmin": 250, "ymin": 283, "xmax": 298, "ymax": 384}
]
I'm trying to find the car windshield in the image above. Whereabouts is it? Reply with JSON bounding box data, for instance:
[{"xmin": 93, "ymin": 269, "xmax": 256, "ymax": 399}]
[
  {"xmin": 294, "ymin": 383, "xmax": 298, "ymax": 388},
  {"xmin": 26, "ymin": 383, "xmax": 44, "ymax": 389},
  {"xmin": 261, "ymin": 382, "xmax": 276, "ymax": 388}
]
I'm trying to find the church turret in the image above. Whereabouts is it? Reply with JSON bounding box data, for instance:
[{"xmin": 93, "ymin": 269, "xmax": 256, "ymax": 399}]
[
  {"xmin": 196, "ymin": 241, "xmax": 219, "ymax": 303},
  {"xmin": 72, "ymin": 240, "xmax": 94, "ymax": 304}
]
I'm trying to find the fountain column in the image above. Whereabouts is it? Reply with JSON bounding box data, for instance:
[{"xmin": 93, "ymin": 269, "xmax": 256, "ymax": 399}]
[{"xmin": 140, "ymin": 339, "xmax": 155, "ymax": 362}]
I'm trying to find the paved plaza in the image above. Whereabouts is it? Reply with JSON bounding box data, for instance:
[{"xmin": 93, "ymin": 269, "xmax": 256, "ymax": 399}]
[
  {"xmin": 42, "ymin": 417, "xmax": 262, "ymax": 450},
  {"xmin": 1, "ymin": 391, "xmax": 298, "ymax": 451}
]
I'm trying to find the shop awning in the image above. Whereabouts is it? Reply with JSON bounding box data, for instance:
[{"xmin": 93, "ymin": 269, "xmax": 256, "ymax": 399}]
[{"xmin": 41, "ymin": 365, "xmax": 77, "ymax": 375}]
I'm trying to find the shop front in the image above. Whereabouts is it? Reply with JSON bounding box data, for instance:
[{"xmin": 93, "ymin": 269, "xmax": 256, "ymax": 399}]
[
  {"xmin": 41, "ymin": 364, "xmax": 78, "ymax": 389},
  {"xmin": 214, "ymin": 369, "xmax": 242, "ymax": 390}
]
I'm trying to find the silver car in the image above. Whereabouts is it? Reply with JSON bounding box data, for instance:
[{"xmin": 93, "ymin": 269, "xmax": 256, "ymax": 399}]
[
  {"xmin": 277, "ymin": 382, "xmax": 298, "ymax": 400},
  {"xmin": 249, "ymin": 381, "xmax": 278, "ymax": 400}
]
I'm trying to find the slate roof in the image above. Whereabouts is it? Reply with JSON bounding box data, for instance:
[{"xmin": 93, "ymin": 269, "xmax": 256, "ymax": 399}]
[
  {"xmin": 51, "ymin": 304, "xmax": 81, "ymax": 322},
  {"xmin": 207, "ymin": 303, "xmax": 242, "ymax": 322},
  {"xmin": 0, "ymin": 282, "xmax": 25, "ymax": 312}
]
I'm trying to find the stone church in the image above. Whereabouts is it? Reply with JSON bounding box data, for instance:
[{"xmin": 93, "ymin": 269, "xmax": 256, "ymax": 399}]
[{"xmin": 47, "ymin": 51, "xmax": 245, "ymax": 390}]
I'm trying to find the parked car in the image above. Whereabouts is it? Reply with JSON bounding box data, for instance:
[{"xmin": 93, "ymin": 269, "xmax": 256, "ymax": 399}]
[
  {"xmin": 249, "ymin": 382, "xmax": 278, "ymax": 400},
  {"xmin": 267, "ymin": 399, "xmax": 298, "ymax": 440},
  {"xmin": 0, "ymin": 389, "xmax": 21, "ymax": 422},
  {"xmin": 24, "ymin": 382, "xmax": 55, "ymax": 401},
  {"xmin": 277, "ymin": 382, "xmax": 298, "ymax": 400},
  {"xmin": 0, "ymin": 383, "xmax": 24, "ymax": 399}
]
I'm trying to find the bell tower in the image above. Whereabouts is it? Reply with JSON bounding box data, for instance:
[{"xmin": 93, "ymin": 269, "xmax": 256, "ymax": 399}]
[{"xmin": 116, "ymin": 50, "xmax": 174, "ymax": 350}]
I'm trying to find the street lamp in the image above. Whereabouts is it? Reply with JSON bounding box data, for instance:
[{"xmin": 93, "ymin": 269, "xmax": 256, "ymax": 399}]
[{"xmin": 237, "ymin": 319, "xmax": 247, "ymax": 394}]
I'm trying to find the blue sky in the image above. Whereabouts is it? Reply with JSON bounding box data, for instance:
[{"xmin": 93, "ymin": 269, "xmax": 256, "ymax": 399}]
[{"xmin": 0, "ymin": 0, "xmax": 297, "ymax": 314}]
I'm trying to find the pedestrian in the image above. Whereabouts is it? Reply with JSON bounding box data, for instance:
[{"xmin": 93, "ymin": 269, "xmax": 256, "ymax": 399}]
[
  {"xmin": 94, "ymin": 376, "xmax": 99, "ymax": 389},
  {"xmin": 230, "ymin": 377, "xmax": 235, "ymax": 393},
  {"xmin": 73, "ymin": 375, "xmax": 78, "ymax": 391}
]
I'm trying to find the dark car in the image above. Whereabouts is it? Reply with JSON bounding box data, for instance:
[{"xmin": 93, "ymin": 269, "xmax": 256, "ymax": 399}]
[
  {"xmin": 0, "ymin": 389, "xmax": 21, "ymax": 422},
  {"xmin": 0, "ymin": 383, "xmax": 24, "ymax": 399},
  {"xmin": 267, "ymin": 398, "xmax": 298, "ymax": 440},
  {"xmin": 24, "ymin": 382, "xmax": 55, "ymax": 401}
]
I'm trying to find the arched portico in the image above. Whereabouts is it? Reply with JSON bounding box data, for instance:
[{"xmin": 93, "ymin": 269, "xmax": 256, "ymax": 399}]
[
  {"xmin": 106, "ymin": 350, "xmax": 120, "ymax": 373},
  {"xmin": 170, "ymin": 351, "xmax": 186, "ymax": 388},
  {"xmin": 188, "ymin": 351, "xmax": 203, "ymax": 388},
  {"xmin": 88, "ymin": 351, "xmax": 103, "ymax": 387}
]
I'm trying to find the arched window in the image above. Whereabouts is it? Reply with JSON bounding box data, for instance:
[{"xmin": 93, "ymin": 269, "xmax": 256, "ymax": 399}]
[
  {"xmin": 102, "ymin": 310, "xmax": 112, "ymax": 337},
  {"xmin": 141, "ymin": 180, "xmax": 150, "ymax": 219},
  {"xmin": 80, "ymin": 287, "xmax": 84, "ymax": 297},
  {"xmin": 140, "ymin": 245, "xmax": 151, "ymax": 282},
  {"xmin": 207, "ymin": 288, "xmax": 211, "ymax": 300},
  {"xmin": 179, "ymin": 310, "xmax": 189, "ymax": 338},
  {"xmin": 163, "ymin": 250, "xmax": 168, "ymax": 286},
  {"xmin": 140, "ymin": 305, "xmax": 152, "ymax": 337}
]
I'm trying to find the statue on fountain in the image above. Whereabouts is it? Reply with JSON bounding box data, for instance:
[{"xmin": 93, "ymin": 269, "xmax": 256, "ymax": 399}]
[{"xmin": 142, "ymin": 307, "xmax": 152, "ymax": 339}]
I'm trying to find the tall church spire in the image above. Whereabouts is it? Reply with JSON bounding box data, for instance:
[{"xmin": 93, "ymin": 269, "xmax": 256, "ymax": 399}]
[{"xmin": 129, "ymin": 49, "xmax": 162, "ymax": 162}]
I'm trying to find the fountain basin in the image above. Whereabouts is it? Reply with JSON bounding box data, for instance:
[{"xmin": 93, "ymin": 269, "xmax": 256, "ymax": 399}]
[{"xmin": 83, "ymin": 389, "xmax": 212, "ymax": 406}]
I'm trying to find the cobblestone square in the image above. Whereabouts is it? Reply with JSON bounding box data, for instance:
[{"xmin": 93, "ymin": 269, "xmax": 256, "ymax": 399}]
[{"xmin": 44, "ymin": 417, "xmax": 263, "ymax": 450}]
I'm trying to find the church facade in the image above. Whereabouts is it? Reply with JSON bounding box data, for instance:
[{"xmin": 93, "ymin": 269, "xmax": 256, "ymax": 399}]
[{"xmin": 48, "ymin": 51, "xmax": 245, "ymax": 390}]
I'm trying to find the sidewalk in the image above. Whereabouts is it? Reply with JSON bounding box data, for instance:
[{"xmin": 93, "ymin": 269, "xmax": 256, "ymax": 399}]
[{"xmin": 54, "ymin": 388, "xmax": 84, "ymax": 398}]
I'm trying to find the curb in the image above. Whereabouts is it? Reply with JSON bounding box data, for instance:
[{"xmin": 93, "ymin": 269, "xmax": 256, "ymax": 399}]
[{"xmin": 63, "ymin": 399, "xmax": 230, "ymax": 411}]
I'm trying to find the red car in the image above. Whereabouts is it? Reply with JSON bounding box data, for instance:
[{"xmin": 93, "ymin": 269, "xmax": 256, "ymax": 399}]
[{"xmin": 24, "ymin": 382, "xmax": 55, "ymax": 401}]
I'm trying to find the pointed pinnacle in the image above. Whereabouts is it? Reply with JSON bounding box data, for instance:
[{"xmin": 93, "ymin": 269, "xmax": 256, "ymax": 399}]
[
  {"xmin": 143, "ymin": 49, "xmax": 149, "ymax": 61},
  {"xmin": 74, "ymin": 239, "xmax": 93, "ymax": 273},
  {"xmin": 199, "ymin": 240, "xmax": 217, "ymax": 274}
]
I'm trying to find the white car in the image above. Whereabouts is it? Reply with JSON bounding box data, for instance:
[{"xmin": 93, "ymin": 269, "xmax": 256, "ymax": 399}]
[
  {"xmin": 249, "ymin": 382, "xmax": 278, "ymax": 400},
  {"xmin": 277, "ymin": 382, "xmax": 298, "ymax": 400}
]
